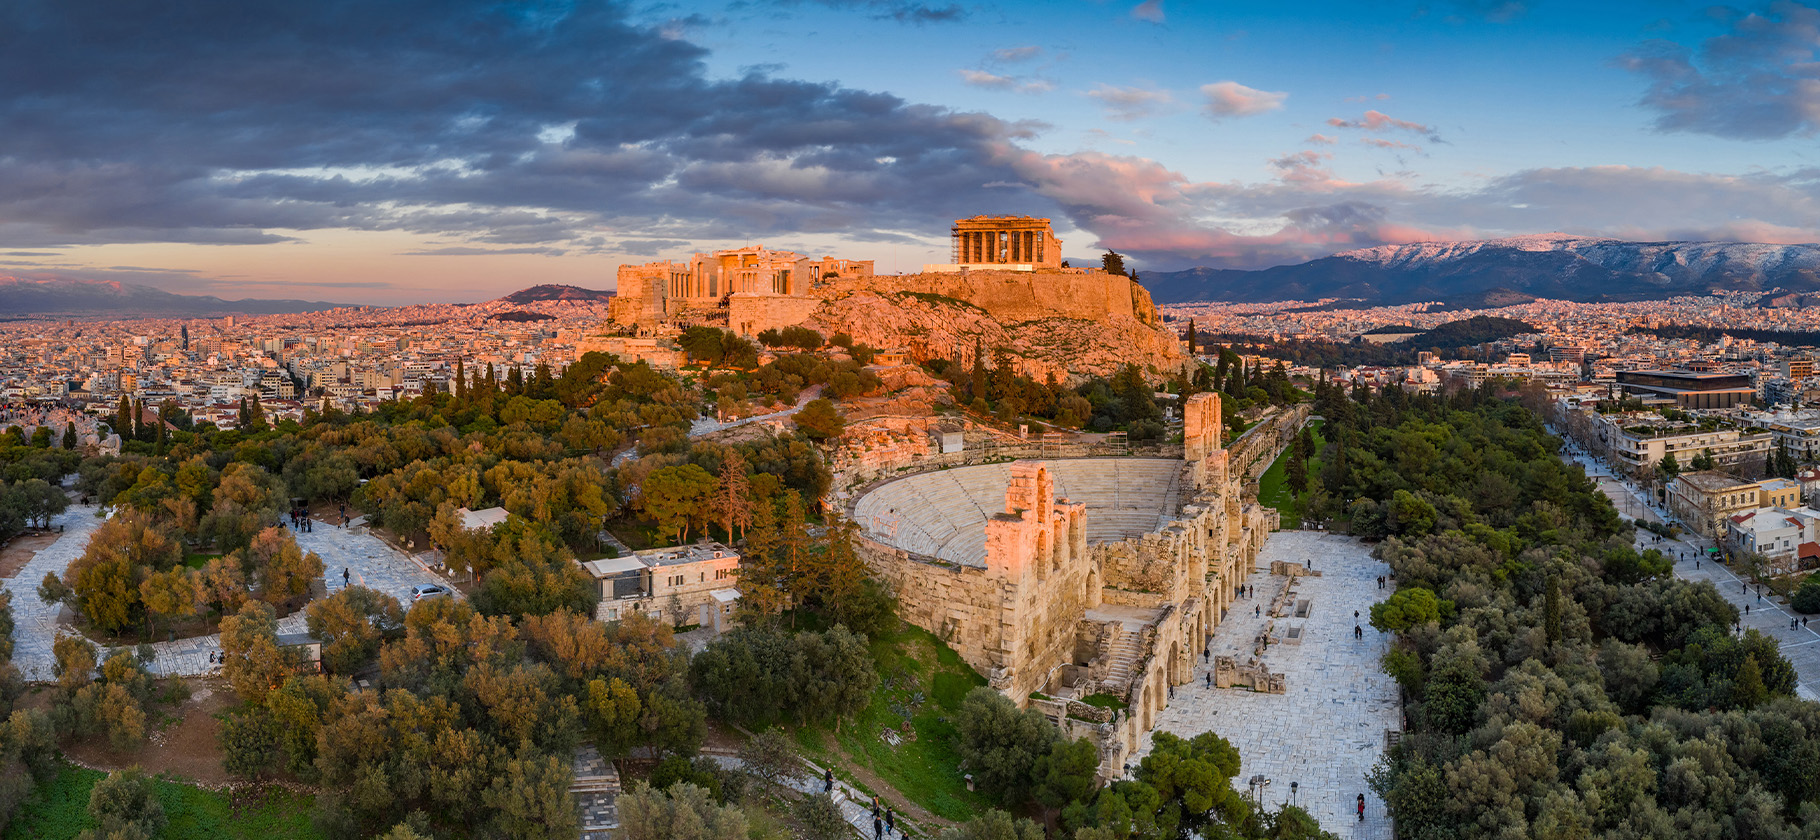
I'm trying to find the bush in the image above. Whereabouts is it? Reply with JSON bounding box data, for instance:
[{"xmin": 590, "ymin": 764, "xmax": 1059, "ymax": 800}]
[{"xmin": 1794, "ymin": 576, "xmax": 1820, "ymax": 614}]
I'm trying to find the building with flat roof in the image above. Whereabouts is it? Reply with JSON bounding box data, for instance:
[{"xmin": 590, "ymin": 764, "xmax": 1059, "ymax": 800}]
[
  {"xmin": 1616, "ymin": 369, "xmax": 1755, "ymax": 409},
  {"xmin": 580, "ymin": 542, "xmax": 741, "ymax": 631},
  {"xmin": 1670, "ymin": 471, "xmax": 1766, "ymax": 538}
]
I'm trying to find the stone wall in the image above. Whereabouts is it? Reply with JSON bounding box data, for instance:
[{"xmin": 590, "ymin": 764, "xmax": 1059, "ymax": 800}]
[
  {"xmin": 727, "ymin": 292, "xmax": 824, "ymax": 337},
  {"xmin": 831, "ymin": 269, "xmax": 1157, "ymax": 326}
]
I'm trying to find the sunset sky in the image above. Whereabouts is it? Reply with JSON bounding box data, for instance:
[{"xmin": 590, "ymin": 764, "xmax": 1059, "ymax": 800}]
[{"xmin": 2, "ymin": 0, "xmax": 1818, "ymax": 304}]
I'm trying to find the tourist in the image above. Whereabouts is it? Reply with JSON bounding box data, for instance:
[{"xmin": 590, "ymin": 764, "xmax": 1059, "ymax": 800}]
[
  {"xmin": 886, "ymin": 807, "xmax": 895, "ymax": 836},
  {"xmin": 1205, "ymin": 672, "xmax": 1212, "ymax": 688},
  {"xmin": 1255, "ymin": 605, "xmax": 1260, "ymax": 618},
  {"xmin": 343, "ymin": 567, "xmax": 350, "ymax": 586},
  {"xmin": 874, "ymin": 816, "xmax": 883, "ymax": 840},
  {"xmin": 1358, "ymin": 794, "xmax": 1366, "ymax": 822},
  {"xmin": 825, "ymin": 767, "xmax": 834, "ymax": 793}
]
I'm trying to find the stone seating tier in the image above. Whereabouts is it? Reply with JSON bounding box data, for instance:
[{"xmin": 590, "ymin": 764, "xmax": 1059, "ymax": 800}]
[{"xmin": 853, "ymin": 459, "xmax": 1187, "ymax": 567}]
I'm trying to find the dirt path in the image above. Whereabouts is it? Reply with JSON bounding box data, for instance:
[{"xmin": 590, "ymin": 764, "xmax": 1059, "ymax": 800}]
[
  {"xmin": 0, "ymin": 531, "xmax": 57, "ymax": 579},
  {"xmin": 807, "ymin": 729, "xmax": 949, "ymax": 831},
  {"xmin": 20, "ymin": 676, "xmax": 237, "ymax": 785}
]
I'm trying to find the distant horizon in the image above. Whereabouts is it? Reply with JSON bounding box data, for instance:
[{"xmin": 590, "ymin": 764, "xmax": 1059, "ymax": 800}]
[{"xmin": 4, "ymin": 1, "xmax": 1819, "ymax": 305}]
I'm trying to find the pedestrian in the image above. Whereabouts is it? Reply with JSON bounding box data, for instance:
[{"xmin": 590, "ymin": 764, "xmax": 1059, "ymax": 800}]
[
  {"xmin": 1358, "ymin": 794, "xmax": 1366, "ymax": 822},
  {"xmin": 886, "ymin": 807, "xmax": 895, "ymax": 836},
  {"xmin": 871, "ymin": 795, "xmax": 879, "ymax": 813},
  {"xmin": 1205, "ymin": 672, "xmax": 1212, "ymax": 688},
  {"xmin": 343, "ymin": 567, "xmax": 350, "ymax": 586},
  {"xmin": 825, "ymin": 767, "xmax": 833, "ymax": 793},
  {"xmin": 1202, "ymin": 648, "xmax": 1209, "ymax": 663},
  {"xmin": 1354, "ymin": 610, "xmax": 1359, "ymax": 620},
  {"xmin": 874, "ymin": 817, "xmax": 883, "ymax": 840},
  {"xmin": 1355, "ymin": 624, "xmax": 1362, "ymax": 640},
  {"xmin": 1746, "ymin": 604, "xmax": 1751, "ymax": 616},
  {"xmin": 1255, "ymin": 605, "xmax": 1260, "ymax": 618}
]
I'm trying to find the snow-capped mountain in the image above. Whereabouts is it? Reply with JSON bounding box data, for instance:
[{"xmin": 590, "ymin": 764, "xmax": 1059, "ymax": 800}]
[{"xmin": 1147, "ymin": 235, "xmax": 1820, "ymax": 306}]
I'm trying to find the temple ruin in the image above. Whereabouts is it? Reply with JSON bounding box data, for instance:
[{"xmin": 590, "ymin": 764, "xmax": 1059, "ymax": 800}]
[
  {"xmin": 849, "ymin": 395, "xmax": 1309, "ymax": 776},
  {"xmin": 609, "ymin": 245, "xmax": 873, "ymax": 328},
  {"xmin": 937, "ymin": 215, "xmax": 1064, "ymax": 271}
]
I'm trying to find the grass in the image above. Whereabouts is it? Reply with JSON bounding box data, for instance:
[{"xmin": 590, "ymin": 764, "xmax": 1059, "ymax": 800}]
[
  {"xmin": 4, "ymin": 764, "xmax": 323, "ymax": 840},
  {"xmin": 1077, "ymin": 692, "xmax": 1128, "ymax": 710},
  {"xmin": 181, "ymin": 552, "xmax": 221, "ymax": 570},
  {"xmin": 793, "ymin": 622, "xmax": 993, "ymax": 822},
  {"xmin": 1257, "ymin": 419, "xmax": 1324, "ymax": 529}
]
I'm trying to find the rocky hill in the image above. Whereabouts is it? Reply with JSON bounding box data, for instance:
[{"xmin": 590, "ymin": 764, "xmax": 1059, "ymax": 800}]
[
  {"xmin": 1148, "ymin": 234, "xmax": 1820, "ymax": 305},
  {"xmin": 0, "ymin": 275, "xmax": 350, "ymax": 316},
  {"xmin": 499, "ymin": 284, "xmax": 617, "ymax": 304}
]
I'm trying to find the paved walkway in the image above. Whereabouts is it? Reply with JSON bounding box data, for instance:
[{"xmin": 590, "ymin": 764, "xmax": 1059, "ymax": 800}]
[
  {"xmin": 5, "ymin": 504, "xmax": 104, "ymax": 681},
  {"xmin": 1133, "ymin": 531, "xmax": 1397, "ymax": 840},
  {"xmin": 1556, "ymin": 445, "xmax": 1820, "ymax": 701},
  {"xmin": 0, "ymin": 510, "xmax": 456, "ymax": 681}
]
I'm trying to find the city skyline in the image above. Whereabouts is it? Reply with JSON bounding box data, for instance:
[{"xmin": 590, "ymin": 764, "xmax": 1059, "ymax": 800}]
[{"xmin": 2, "ymin": 0, "xmax": 1819, "ymax": 305}]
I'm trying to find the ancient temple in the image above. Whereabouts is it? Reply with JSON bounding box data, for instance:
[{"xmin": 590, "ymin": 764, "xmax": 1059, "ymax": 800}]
[{"xmin": 948, "ymin": 215, "xmax": 1063, "ymax": 270}]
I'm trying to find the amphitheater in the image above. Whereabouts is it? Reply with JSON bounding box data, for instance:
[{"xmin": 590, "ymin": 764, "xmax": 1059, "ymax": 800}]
[
  {"xmin": 844, "ymin": 396, "xmax": 1310, "ymax": 778},
  {"xmin": 852, "ymin": 459, "xmax": 1190, "ymax": 567}
]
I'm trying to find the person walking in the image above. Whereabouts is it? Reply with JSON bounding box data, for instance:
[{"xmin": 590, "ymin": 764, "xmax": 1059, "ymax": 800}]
[
  {"xmin": 1358, "ymin": 794, "xmax": 1366, "ymax": 822},
  {"xmin": 1255, "ymin": 605, "xmax": 1260, "ymax": 618},
  {"xmin": 886, "ymin": 807, "xmax": 895, "ymax": 837},
  {"xmin": 824, "ymin": 767, "xmax": 834, "ymax": 794},
  {"xmin": 874, "ymin": 816, "xmax": 883, "ymax": 840},
  {"xmin": 343, "ymin": 567, "xmax": 350, "ymax": 587},
  {"xmin": 1205, "ymin": 672, "xmax": 1212, "ymax": 688},
  {"xmin": 1354, "ymin": 624, "xmax": 1363, "ymax": 640}
]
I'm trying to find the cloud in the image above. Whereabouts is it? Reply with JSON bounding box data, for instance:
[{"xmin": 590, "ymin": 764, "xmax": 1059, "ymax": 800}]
[
  {"xmin": 402, "ymin": 246, "xmax": 565, "ymax": 256},
  {"xmin": 1619, "ymin": 3, "xmax": 1820, "ymax": 140},
  {"xmin": 992, "ymin": 46, "xmax": 1043, "ymax": 62},
  {"xmin": 1344, "ymin": 93, "xmax": 1392, "ymax": 103},
  {"xmin": 781, "ymin": 0, "xmax": 967, "ymax": 24},
  {"xmin": 1361, "ymin": 138, "xmax": 1424, "ymax": 153},
  {"xmin": 1305, "ymin": 134, "xmax": 1337, "ymax": 145},
  {"xmin": 1200, "ymin": 81, "xmax": 1288, "ymax": 119},
  {"xmin": 1326, "ymin": 109, "xmax": 1443, "ymax": 142},
  {"xmin": 1131, "ymin": 0, "xmax": 1165, "ymax": 23},
  {"xmin": 958, "ymin": 69, "xmax": 1053, "ymax": 94},
  {"xmin": 1085, "ymin": 84, "xmax": 1176, "ymax": 121}
]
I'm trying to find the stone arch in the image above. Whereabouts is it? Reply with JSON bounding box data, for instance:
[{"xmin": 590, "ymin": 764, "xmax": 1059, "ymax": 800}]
[{"xmin": 1169, "ymin": 640, "xmax": 1184, "ymax": 685}]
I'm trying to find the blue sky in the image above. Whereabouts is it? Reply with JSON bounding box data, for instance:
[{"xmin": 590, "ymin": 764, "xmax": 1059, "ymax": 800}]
[{"xmin": 0, "ymin": 0, "xmax": 1817, "ymax": 304}]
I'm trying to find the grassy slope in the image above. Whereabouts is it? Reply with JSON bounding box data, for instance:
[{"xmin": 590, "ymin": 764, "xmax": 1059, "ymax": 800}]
[
  {"xmin": 4, "ymin": 765, "xmax": 322, "ymax": 840},
  {"xmin": 793, "ymin": 622, "xmax": 993, "ymax": 822},
  {"xmin": 1256, "ymin": 419, "xmax": 1324, "ymax": 529}
]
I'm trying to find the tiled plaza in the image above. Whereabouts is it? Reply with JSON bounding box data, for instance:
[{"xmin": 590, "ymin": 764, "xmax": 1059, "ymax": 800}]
[{"xmin": 1134, "ymin": 530, "xmax": 1397, "ymax": 840}]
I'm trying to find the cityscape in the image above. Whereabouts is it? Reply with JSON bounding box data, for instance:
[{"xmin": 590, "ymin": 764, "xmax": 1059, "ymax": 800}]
[{"xmin": 3, "ymin": 2, "xmax": 1820, "ymax": 840}]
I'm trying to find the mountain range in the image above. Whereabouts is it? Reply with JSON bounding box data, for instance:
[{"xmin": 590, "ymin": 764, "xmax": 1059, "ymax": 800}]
[
  {"xmin": 0, "ymin": 276, "xmax": 353, "ymax": 316},
  {"xmin": 499, "ymin": 284, "xmax": 616, "ymax": 304},
  {"xmin": 1146, "ymin": 234, "xmax": 1820, "ymax": 306}
]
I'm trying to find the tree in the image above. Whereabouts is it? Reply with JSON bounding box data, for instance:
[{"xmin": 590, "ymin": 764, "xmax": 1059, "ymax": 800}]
[
  {"xmin": 481, "ymin": 753, "xmax": 579, "ymax": 840},
  {"xmin": 1033, "ymin": 737, "xmax": 1100, "ymax": 819},
  {"xmin": 78, "ymin": 768, "xmax": 164, "ymax": 840},
  {"xmin": 1691, "ymin": 449, "xmax": 1715, "ymax": 471},
  {"xmin": 1794, "ymin": 575, "xmax": 1820, "ymax": 614},
  {"xmin": 620, "ymin": 781, "xmax": 746, "ymax": 840},
  {"xmin": 243, "ymin": 526, "xmax": 323, "ymax": 605},
  {"xmin": 306, "ymin": 585, "xmax": 404, "ymax": 673},
  {"xmin": 219, "ymin": 600, "xmax": 294, "ymax": 704},
  {"xmin": 638, "ymin": 464, "xmax": 716, "ymax": 544},
  {"xmin": 139, "ymin": 567, "xmax": 202, "ymax": 637},
  {"xmin": 1735, "ymin": 653, "xmax": 1768, "ymax": 709},
  {"xmin": 1368, "ymin": 587, "xmax": 1451, "ymax": 633},
  {"xmin": 709, "ymin": 450, "xmax": 753, "ymax": 541},
  {"xmin": 953, "ymin": 686, "xmax": 1058, "ymax": 805},
  {"xmin": 794, "ymin": 792, "xmax": 849, "ymax": 840},
  {"xmin": 64, "ymin": 511, "xmax": 182, "ymax": 635},
  {"xmin": 939, "ymin": 810, "xmax": 1045, "ymax": 840},
  {"xmin": 738, "ymin": 729, "xmax": 801, "ymax": 791},
  {"xmin": 792, "ymin": 398, "xmax": 845, "ymax": 441},
  {"xmin": 218, "ymin": 708, "xmax": 280, "ymax": 779},
  {"xmin": 1100, "ymin": 250, "xmax": 1127, "ymax": 276},
  {"xmin": 62, "ymin": 422, "xmax": 77, "ymax": 450},
  {"xmin": 1659, "ymin": 451, "xmax": 1681, "ymax": 479}
]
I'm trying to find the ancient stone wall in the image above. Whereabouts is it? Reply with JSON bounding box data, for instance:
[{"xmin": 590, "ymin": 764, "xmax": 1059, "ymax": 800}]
[
  {"xmin": 831, "ymin": 270, "xmax": 1156, "ymax": 325},
  {"xmin": 727, "ymin": 292, "xmax": 823, "ymax": 337}
]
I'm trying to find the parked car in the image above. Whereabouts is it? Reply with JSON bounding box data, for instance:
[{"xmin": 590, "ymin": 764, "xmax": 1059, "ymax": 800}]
[{"xmin": 411, "ymin": 583, "xmax": 452, "ymax": 601}]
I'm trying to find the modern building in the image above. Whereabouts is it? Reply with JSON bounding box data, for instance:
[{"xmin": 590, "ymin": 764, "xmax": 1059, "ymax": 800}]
[
  {"xmin": 1615, "ymin": 369, "xmax": 1755, "ymax": 409},
  {"xmin": 1723, "ymin": 507, "xmax": 1820, "ymax": 575},
  {"xmin": 581, "ymin": 542, "xmax": 741, "ymax": 631},
  {"xmin": 1585, "ymin": 412, "xmax": 1772, "ymax": 480}
]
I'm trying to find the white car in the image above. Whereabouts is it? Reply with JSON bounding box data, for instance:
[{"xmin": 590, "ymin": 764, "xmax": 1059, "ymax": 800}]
[{"xmin": 411, "ymin": 583, "xmax": 452, "ymax": 601}]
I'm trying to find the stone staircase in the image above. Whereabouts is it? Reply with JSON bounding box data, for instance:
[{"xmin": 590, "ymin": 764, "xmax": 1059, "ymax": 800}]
[{"xmin": 1098, "ymin": 632, "xmax": 1146, "ymax": 694}]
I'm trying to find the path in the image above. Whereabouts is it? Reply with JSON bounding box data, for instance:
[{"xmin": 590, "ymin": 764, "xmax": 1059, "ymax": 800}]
[
  {"xmin": 706, "ymin": 752, "xmax": 917, "ymax": 839},
  {"xmin": 0, "ymin": 509, "xmax": 458, "ymax": 680},
  {"xmin": 1555, "ymin": 442, "xmax": 1820, "ymax": 701},
  {"xmin": 4, "ymin": 504, "xmax": 104, "ymax": 681},
  {"xmin": 1132, "ymin": 531, "xmax": 1397, "ymax": 840}
]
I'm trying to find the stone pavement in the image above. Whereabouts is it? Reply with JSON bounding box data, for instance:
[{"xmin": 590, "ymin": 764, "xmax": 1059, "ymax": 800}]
[
  {"xmin": 299, "ymin": 520, "xmax": 458, "ymax": 608},
  {"xmin": 0, "ymin": 509, "xmax": 455, "ymax": 681},
  {"xmin": 1133, "ymin": 530, "xmax": 1397, "ymax": 840},
  {"xmin": 4, "ymin": 504, "xmax": 104, "ymax": 681},
  {"xmin": 1556, "ymin": 444, "xmax": 1820, "ymax": 701}
]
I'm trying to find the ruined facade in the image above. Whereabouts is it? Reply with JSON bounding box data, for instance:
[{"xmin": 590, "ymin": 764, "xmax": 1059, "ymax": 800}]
[
  {"xmin": 609, "ymin": 245, "xmax": 873, "ymax": 327},
  {"xmin": 938, "ymin": 215, "xmax": 1064, "ymax": 270},
  {"xmin": 849, "ymin": 394, "xmax": 1306, "ymax": 776}
]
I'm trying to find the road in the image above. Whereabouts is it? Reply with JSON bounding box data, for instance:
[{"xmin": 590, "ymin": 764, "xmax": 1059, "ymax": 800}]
[{"xmin": 1555, "ymin": 439, "xmax": 1820, "ymax": 701}]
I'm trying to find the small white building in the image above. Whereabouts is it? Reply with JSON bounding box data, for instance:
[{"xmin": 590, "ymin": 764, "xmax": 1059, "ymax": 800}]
[
  {"xmin": 580, "ymin": 542, "xmax": 741, "ymax": 631},
  {"xmin": 1724, "ymin": 507, "xmax": 1820, "ymax": 575}
]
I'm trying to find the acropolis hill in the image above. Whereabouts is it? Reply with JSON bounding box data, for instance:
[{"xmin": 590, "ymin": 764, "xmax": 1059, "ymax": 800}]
[{"xmin": 606, "ymin": 216, "xmax": 1187, "ymax": 381}]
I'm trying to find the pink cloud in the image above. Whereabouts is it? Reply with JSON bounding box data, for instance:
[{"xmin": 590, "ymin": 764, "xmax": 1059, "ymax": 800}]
[
  {"xmin": 1326, "ymin": 109, "xmax": 1438, "ymax": 141},
  {"xmin": 1085, "ymin": 84, "xmax": 1175, "ymax": 121},
  {"xmin": 1200, "ymin": 81, "xmax": 1288, "ymax": 118},
  {"xmin": 1131, "ymin": 0, "xmax": 1165, "ymax": 23},
  {"xmin": 1361, "ymin": 138, "xmax": 1423, "ymax": 153},
  {"xmin": 1305, "ymin": 133, "xmax": 1337, "ymax": 145}
]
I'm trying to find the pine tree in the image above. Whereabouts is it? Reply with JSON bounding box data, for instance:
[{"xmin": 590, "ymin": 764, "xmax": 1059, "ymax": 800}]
[
  {"xmin": 237, "ymin": 397, "xmax": 250, "ymax": 430},
  {"xmin": 736, "ymin": 495, "xmax": 787, "ymax": 623},
  {"xmin": 62, "ymin": 422, "xmax": 76, "ymax": 450},
  {"xmin": 531, "ymin": 363, "xmax": 554, "ymax": 399},
  {"xmin": 506, "ymin": 366, "xmax": 524, "ymax": 396},
  {"xmin": 969, "ymin": 337, "xmax": 987, "ymax": 405},
  {"xmin": 249, "ymin": 395, "xmax": 266, "ymax": 429},
  {"xmin": 114, "ymin": 396, "xmax": 132, "ymax": 442},
  {"xmin": 778, "ymin": 492, "xmax": 812, "ymax": 627},
  {"xmin": 710, "ymin": 451, "xmax": 753, "ymax": 542},
  {"xmin": 1544, "ymin": 576, "xmax": 1562, "ymax": 646},
  {"xmin": 1184, "ymin": 320, "xmax": 1197, "ymax": 356},
  {"xmin": 1100, "ymin": 250, "xmax": 1127, "ymax": 277},
  {"xmin": 454, "ymin": 359, "xmax": 467, "ymax": 403}
]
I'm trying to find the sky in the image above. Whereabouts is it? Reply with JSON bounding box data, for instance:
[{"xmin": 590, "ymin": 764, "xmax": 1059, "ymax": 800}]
[{"xmin": 2, "ymin": 0, "xmax": 1820, "ymax": 305}]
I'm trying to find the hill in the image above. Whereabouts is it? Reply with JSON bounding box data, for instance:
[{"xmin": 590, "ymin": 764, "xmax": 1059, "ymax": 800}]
[
  {"xmin": 1147, "ymin": 234, "xmax": 1820, "ymax": 305},
  {"xmin": 499, "ymin": 284, "xmax": 616, "ymax": 304},
  {"xmin": 0, "ymin": 275, "xmax": 351, "ymax": 316}
]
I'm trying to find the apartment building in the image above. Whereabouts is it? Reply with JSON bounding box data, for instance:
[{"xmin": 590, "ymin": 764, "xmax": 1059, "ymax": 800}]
[{"xmin": 1670, "ymin": 471, "xmax": 1767, "ymax": 538}]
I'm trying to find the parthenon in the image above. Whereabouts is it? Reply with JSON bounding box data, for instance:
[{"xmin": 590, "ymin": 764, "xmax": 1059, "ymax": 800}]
[{"xmin": 950, "ymin": 215, "xmax": 1063, "ymax": 269}]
